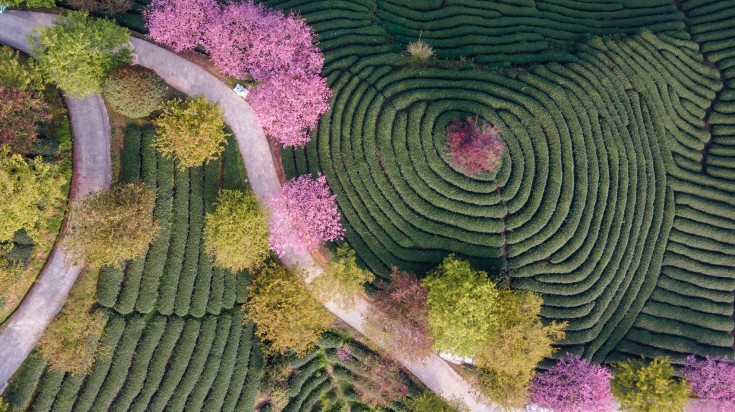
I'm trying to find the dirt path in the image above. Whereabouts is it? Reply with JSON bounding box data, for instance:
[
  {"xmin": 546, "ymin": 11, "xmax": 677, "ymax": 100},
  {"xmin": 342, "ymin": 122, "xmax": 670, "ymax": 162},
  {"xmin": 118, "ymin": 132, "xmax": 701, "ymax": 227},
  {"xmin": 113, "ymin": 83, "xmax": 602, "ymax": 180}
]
[{"xmin": 0, "ymin": 12, "xmax": 112, "ymax": 393}]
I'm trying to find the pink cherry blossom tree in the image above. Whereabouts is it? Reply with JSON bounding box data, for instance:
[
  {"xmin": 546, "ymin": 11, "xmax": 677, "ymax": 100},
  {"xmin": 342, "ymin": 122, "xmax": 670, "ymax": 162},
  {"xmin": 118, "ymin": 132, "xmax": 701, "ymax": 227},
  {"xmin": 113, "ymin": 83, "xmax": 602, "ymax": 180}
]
[
  {"xmin": 145, "ymin": 0, "xmax": 220, "ymax": 52},
  {"xmin": 265, "ymin": 174, "xmax": 344, "ymax": 257},
  {"xmin": 529, "ymin": 353, "xmax": 614, "ymax": 412},
  {"xmin": 683, "ymin": 355, "xmax": 735, "ymax": 410},
  {"xmin": 247, "ymin": 74, "xmax": 331, "ymax": 147},
  {"xmin": 445, "ymin": 116, "xmax": 506, "ymax": 176}
]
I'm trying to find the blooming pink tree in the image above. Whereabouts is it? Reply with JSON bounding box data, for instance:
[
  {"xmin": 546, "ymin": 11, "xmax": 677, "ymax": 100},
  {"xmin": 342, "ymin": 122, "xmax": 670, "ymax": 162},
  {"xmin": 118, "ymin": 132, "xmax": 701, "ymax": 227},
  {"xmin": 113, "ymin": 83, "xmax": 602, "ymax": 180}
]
[
  {"xmin": 248, "ymin": 74, "xmax": 331, "ymax": 147},
  {"xmin": 529, "ymin": 354, "xmax": 614, "ymax": 412},
  {"xmin": 445, "ymin": 117, "xmax": 506, "ymax": 175},
  {"xmin": 683, "ymin": 355, "xmax": 735, "ymax": 410},
  {"xmin": 265, "ymin": 174, "xmax": 344, "ymax": 257},
  {"xmin": 145, "ymin": 0, "xmax": 220, "ymax": 52},
  {"xmin": 205, "ymin": 1, "xmax": 323, "ymax": 81}
]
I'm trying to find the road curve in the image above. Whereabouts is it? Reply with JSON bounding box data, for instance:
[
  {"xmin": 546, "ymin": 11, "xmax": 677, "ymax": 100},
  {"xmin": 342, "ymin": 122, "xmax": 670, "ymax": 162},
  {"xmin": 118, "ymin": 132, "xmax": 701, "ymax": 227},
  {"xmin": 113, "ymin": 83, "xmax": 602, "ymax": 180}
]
[{"xmin": 0, "ymin": 12, "xmax": 112, "ymax": 393}]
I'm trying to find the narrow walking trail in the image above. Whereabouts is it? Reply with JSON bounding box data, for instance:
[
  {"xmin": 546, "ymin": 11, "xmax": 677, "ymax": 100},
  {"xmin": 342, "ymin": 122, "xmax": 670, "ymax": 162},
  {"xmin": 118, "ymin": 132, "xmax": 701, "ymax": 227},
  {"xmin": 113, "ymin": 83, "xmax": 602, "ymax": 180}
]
[
  {"xmin": 0, "ymin": 11, "xmax": 499, "ymax": 411},
  {"xmin": 0, "ymin": 12, "xmax": 112, "ymax": 392}
]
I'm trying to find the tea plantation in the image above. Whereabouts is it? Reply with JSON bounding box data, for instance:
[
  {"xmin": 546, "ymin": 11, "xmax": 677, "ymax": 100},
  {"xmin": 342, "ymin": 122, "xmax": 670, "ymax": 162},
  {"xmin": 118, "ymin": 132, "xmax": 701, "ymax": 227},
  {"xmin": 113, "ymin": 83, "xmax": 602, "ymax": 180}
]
[{"xmin": 269, "ymin": 0, "xmax": 735, "ymax": 363}]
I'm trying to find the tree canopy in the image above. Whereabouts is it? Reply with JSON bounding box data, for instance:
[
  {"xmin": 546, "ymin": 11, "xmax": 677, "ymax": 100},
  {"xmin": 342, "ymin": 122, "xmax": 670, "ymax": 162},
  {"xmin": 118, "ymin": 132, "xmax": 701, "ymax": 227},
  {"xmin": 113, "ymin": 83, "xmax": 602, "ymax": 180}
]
[
  {"xmin": 611, "ymin": 357, "xmax": 690, "ymax": 412},
  {"xmin": 63, "ymin": 182, "xmax": 159, "ymax": 269},
  {"xmin": 310, "ymin": 244, "xmax": 374, "ymax": 309},
  {"xmin": 4, "ymin": 0, "xmax": 56, "ymax": 8},
  {"xmin": 102, "ymin": 65, "xmax": 167, "ymax": 119},
  {"xmin": 204, "ymin": 189, "xmax": 270, "ymax": 273},
  {"xmin": 422, "ymin": 255, "xmax": 499, "ymax": 357},
  {"xmin": 0, "ymin": 46, "xmax": 45, "ymax": 92},
  {"xmin": 153, "ymin": 96, "xmax": 228, "ymax": 169},
  {"xmin": 29, "ymin": 11, "xmax": 131, "ymax": 98},
  {"xmin": 0, "ymin": 87, "xmax": 50, "ymax": 153},
  {"xmin": 245, "ymin": 263, "xmax": 332, "ymax": 356},
  {"xmin": 529, "ymin": 354, "xmax": 614, "ymax": 412},
  {"xmin": 0, "ymin": 149, "xmax": 65, "ymax": 245}
]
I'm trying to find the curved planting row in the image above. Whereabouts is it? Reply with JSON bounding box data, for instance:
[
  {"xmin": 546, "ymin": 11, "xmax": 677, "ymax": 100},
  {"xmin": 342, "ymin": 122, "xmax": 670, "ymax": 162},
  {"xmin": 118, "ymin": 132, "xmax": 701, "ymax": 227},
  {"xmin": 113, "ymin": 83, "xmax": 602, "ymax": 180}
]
[
  {"xmin": 263, "ymin": 0, "xmax": 686, "ymax": 66},
  {"xmin": 605, "ymin": 0, "xmax": 735, "ymax": 363},
  {"xmin": 276, "ymin": 332, "xmax": 420, "ymax": 412},
  {"xmin": 2, "ymin": 311, "xmax": 262, "ymax": 412},
  {"xmin": 269, "ymin": 0, "xmax": 735, "ymax": 362},
  {"xmin": 96, "ymin": 125, "xmax": 250, "ymax": 318}
]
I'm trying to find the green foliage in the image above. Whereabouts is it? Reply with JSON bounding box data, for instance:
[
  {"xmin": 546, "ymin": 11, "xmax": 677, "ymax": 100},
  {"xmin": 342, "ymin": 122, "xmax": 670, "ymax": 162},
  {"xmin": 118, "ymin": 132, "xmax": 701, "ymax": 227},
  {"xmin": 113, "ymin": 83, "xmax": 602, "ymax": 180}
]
[
  {"xmin": 404, "ymin": 392, "xmax": 466, "ymax": 412},
  {"xmin": 154, "ymin": 96, "xmax": 228, "ymax": 169},
  {"xmin": 102, "ymin": 65, "xmax": 167, "ymax": 119},
  {"xmin": 611, "ymin": 357, "xmax": 690, "ymax": 412},
  {"xmin": 0, "ymin": 46, "xmax": 44, "ymax": 92},
  {"xmin": 310, "ymin": 244, "xmax": 374, "ymax": 309},
  {"xmin": 0, "ymin": 397, "xmax": 8, "ymax": 412},
  {"xmin": 0, "ymin": 148, "xmax": 65, "ymax": 245},
  {"xmin": 67, "ymin": 0, "xmax": 131, "ymax": 14},
  {"xmin": 204, "ymin": 189, "xmax": 269, "ymax": 273},
  {"xmin": 422, "ymin": 256, "xmax": 499, "ymax": 357},
  {"xmin": 4, "ymin": 0, "xmax": 56, "ymax": 8},
  {"xmin": 38, "ymin": 269, "xmax": 105, "ymax": 375},
  {"xmin": 63, "ymin": 182, "xmax": 159, "ymax": 269},
  {"xmin": 474, "ymin": 290, "xmax": 566, "ymax": 407},
  {"xmin": 245, "ymin": 263, "xmax": 333, "ymax": 356},
  {"xmin": 29, "ymin": 11, "xmax": 131, "ymax": 98}
]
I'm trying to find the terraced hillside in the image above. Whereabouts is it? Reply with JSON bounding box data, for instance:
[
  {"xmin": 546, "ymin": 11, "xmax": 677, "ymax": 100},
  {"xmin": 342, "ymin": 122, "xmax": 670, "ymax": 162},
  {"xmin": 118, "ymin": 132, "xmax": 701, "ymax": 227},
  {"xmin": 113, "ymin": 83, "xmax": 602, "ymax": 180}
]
[
  {"xmin": 3, "ymin": 127, "xmax": 263, "ymax": 412},
  {"xmin": 268, "ymin": 0, "xmax": 735, "ymax": 363}
]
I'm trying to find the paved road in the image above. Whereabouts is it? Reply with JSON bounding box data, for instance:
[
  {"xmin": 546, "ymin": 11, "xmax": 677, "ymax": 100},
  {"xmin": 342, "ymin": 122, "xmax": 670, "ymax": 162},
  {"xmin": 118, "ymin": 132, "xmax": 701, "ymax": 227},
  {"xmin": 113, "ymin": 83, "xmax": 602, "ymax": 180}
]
[{"xmin": 0, "ymin": 12, "xmax": 112, "ymax": 393}]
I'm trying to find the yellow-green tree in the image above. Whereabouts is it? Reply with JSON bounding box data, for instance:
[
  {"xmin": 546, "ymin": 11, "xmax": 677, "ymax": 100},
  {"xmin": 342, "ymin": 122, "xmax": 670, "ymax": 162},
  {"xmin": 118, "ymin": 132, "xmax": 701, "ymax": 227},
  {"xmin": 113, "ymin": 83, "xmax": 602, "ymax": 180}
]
[
  {"xmin": 0, "ymin": 46, "xmax": 45, "ymax": 92},
  {"xmin": 29, "ymin": 11, "xmax": 131, "ymax": 98},
  {"xmin": 0, "ymin": 149, "xmax": 65, "ymax": 246},
  {"xmin": 422, "ymin": 255, "xmax": 499, "ymax": 357},
  {"xmin": 612, "ymin": 357, "xmax": 690, "ymax": 412},
  {"xmin": 154, "ymin": 96, "xmax": 228, "ymax": 168},
  {"xmin": 245, "ymin": 263, "xmax": 333, "ymax": 356},
  {"xmin": 63, "ymin": 182, "xmax": 159, "ymax": 268},
  {"xmin": 310, "ymin": 244, "xmax": 374, "ymax": 309},
  {"xmin": 204, "ymin": 189, "xmax": 269, "ymax": 273},
  {"xmin": 404, "ymin": 392, "xmax": 466, "ymax": 412},
  {"xmin": 474, "ymin": 290, "xmax": 566, "ymax": 407},
  {"xmin": 4, "ymin": 0, "xmax": 56, "ymax": 9}
]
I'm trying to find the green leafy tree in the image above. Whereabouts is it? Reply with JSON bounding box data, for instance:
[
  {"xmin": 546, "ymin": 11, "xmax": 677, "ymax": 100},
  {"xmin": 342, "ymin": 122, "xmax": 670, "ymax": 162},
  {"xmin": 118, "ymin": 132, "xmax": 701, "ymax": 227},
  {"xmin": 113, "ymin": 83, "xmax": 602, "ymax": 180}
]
[
  {"xmin": 0, "ymin": 46, "xmax": 45, "ymax": 92},
  {"xmin": 102, "ymin": 65, "xmax": 167, "ymax": 119},
  {"xmin": 245, "ymin": 262, "xmax": 333, "ymax": 356},
  {"xmin": 474, "ymin": 290, "xmax": 566, "ymax": 407},
  {"xmin": 612, "ymin": 357, "xmax": 690, "ymax": 412},
  {"xmin": 3, "ymin": 0, "xmax": 56, "ymax": 9},
  {"xmin": 310, "ymin": 244, "xmax": 374, "ymax": 309},
  {"xmin": 153, "ymin": 96, "xmax": 227, "ymax": 168},
  {"xmin": 63, "ymin": 182, "xmax": 159, "ymax": 268},
  {"xmin": 204, "ymin": 189, "xmax": 269, "ymax": 273},
  {"xmin": 0, "ymin": 148, "xmax": 65, "ymax": 245},
  {"xmin": 404, "ymin": 392, "xmax": 466, "ymax": 412},
  {"xmin": 29, "ymin": 11, "xmax": 131, "ymax": 98},
  {"xmin": 39, "ymin": 268, "xmax": 105, "ymax": 375},
  {"xmin": 422, "ymin": 255, "xmax": 499, "ymax": 357},
  {"xmin": 67, "ymin": 0, "xmax": 131, "ymax": 14}
]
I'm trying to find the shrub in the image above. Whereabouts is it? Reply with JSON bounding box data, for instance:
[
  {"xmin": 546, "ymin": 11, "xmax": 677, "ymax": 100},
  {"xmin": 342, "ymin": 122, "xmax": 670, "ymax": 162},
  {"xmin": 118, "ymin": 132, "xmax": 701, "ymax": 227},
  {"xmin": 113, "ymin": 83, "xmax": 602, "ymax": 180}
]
[
  {"xmin": 245, "ymin": 262, "xmax": 332, "ymax": 356},
  {"xmin": 0, "ymin": 397, "xmax": 8, "ymax": 412},
  {"xmin": 0, "ymin": 87, "xmax": 50, "ymax": 153},
  {"xmin": 423, "ymin": 256, "xmax": 499, "ymax": 358},
  {"xmin": 310, "ymin": 244, "xmax": 374, "ymax": 309},
  {"xmin": 363, "ymin": 269, "xmax": 434, "ymax": 362},
  {"xmin": 63, "ymin": 182, "xmax": 159, "ymax": 269},
  {"xmin": 0, "ymin": 46, "xmax": 45, "ymax": 92},
  {"xmin": 682, "ymin": 355, "xmax": 735, "ymax": 408},
  {"xmin": 404, "ymin": 392, "xmax": 466, "ymax": 412},
  {"xmin": 444, "ymin": 117, "xmax": 505, "ymax": 176},
  {"xmin": 0, "ymin": 149, "xmax": 65, "ymax": 244},
  {"xmin": 102, "ymin": 65, "xmax": 167, "ymax": 119},
  {"xmin": 265, "ymin": 174, "xmax": 344, "ymax": 257},
  {"xmin": 406, "ymin": 40, "xmax": 434, "ymax": 64},
  {"xmin": 611, "ymin": 357, "xmax": 690, "ymax": 412},
  {"xmin": 144, "ymin": 0, "xmax": 219, "ymax": 52},
  {"xmin": 474, "ymin": 290, "xmax": 566, "ymax": 407},
  {"xmin": 39, "ymin": 269, "xmax": 105, "ymax": 375},
  {"xmin": 29, "ymin": 11, "xmax": 131, "ymax": 98},
  {"xmin": 3, "ymin": 0, "xmax": 55, "ymax": 8},
  {"xmin": 67, "ymin": 0, "xmax": 131, "ymax": 14},
  {"xmin": 247, "ymin": 73, "xmax": 331, "ymax": 147},
  {"xmin": 154, "ymin": 96, "xmax": 228, "ymax": 168},
  {"xmin": 529, "ymin": 354, "xmax": 613, "ymax": 412},
  {"xmin": 204, "ymin": 189, "xmax": 269, "ymax": 273}
]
